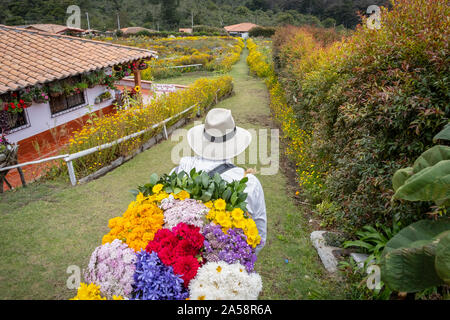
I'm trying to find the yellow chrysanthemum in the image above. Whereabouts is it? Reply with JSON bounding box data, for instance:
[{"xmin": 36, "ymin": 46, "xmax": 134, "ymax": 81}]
[
  {"xmin": 70, "ymin": 283, "xmax": 106, "ymax": 300},
  {"xmin": 213, "ymin": 198, "xmax": 226, "ymax": 211},
  {"xmin": 173, "ymin": 190, "xmax": 190, "ymax": 200},
  {"xmin": 152, "ymin": 184, "xmax": 164, "ymax": 194}
]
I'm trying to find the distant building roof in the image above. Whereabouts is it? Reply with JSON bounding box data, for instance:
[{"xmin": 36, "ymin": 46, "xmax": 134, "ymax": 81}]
[
  {"xmin": 0, "ymin": 25, "xmax": 158, "ymax": 94},
  {"xmin": 179, "ymin": 28, "xmax": 193, "ymax": 33},
  {"xmin": 224, "ymin": 23, "xmax": 259, "ymax": 33},
  {"xmin": 25, "ymin": 23, "xmax": 85, "ymax": 34},
  {"xmin": 120, "ymin": 27, "xmax": 156, "ymax": 35}
]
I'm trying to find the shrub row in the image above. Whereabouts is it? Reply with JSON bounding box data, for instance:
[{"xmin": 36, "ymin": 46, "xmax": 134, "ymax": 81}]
[
  {"xmin": 278, "ymin": 0, "xmax": 449, "ymax": 233},
  {"xmin": 251, "ymin": 0, "xmax": 450, "ymax": 235}
]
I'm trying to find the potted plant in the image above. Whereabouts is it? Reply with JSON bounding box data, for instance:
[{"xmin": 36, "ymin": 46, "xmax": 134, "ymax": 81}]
[
  {"xmin": 2, "ymin": 92, "xmax": 28, "ymax": 129},
  {"xmin": 20, "ymin": 88, "xmax": 34, "ymax": 107},
  {"xmin": 76, "ymin": 81, "xmax": 88, "ymax": 92},
  {"xmin": 138, "ymin": 61, "xmax": 148, "ymax": 70},
  {"xmin": 49, "ymin": 82, "xmax": 64, "ymax": 97},
  {"xmin": 82, "ymin": 72, "xmax": 99, "ymax": 88},
  {"xmin": 94, "ymin": 91, "xmax": 112, "ymax": 104},
  {"xmin": 33, "ymin": 86, "xmax": 49, "ymax": 104},
  {"xmin": 102, "ymin": 74, "xmax": 117, "ymax": 90}
]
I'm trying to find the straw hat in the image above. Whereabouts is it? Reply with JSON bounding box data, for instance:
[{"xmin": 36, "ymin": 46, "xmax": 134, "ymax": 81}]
[{"xmin": 187, "ymin": 108, "xmax": 252, "ymax": 160}]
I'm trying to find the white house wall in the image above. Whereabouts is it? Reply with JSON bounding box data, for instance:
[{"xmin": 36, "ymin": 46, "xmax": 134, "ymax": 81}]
[{"xmin": 6, "ymin": 85, "xmax": 114, "ymax": 144}]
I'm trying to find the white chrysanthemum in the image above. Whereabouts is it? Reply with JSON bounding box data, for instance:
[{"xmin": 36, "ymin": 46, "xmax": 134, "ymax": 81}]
[{"xmin": 189, "ymin": 261, "xmax": 262, "ymax": 300}]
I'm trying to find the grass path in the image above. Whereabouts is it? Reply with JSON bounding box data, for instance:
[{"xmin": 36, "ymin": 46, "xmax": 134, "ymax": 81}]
[{"xmin": 0, "ymin": 48, "xmax": 344, "ymax": 299}]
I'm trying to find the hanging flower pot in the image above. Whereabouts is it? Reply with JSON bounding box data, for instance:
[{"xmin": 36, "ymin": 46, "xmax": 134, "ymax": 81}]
[
  {"xmin": 138, "ymin": 62, "xmax": 148, "ymax": 70},
  {"xmin": 113, "ymin": 65, "xmax": 122, "ymax": 72}
]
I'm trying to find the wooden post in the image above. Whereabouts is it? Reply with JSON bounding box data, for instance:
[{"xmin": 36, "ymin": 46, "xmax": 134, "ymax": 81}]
[
  {"xmin": 66, "ymin": 160, "xmax": 77, "ymax": 186},
  {"xmin": 133, "ymin": 67, "xmax": 141, "ymax": 89},
  {"xmin": 17, "ymin": 167, "xmax": 26, "ymax": 187}
]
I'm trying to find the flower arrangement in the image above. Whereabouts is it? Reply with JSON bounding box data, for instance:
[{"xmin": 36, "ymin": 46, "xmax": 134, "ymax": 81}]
[{"xmin": 73, "ymin": 169, "xmax": 263, "ymax": 300}]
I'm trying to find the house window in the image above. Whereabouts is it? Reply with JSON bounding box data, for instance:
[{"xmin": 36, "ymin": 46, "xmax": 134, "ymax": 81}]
[
  {"xmin": 49, "ymin": 76, "xmax": 87, "ymax": 116},
  {"xmin": 49, "ymin": 91, "xmax": 86, "ymax": 115},
  {"xmin": 0, "ymin": 91, "xmax": 30, "ymax": 133}
]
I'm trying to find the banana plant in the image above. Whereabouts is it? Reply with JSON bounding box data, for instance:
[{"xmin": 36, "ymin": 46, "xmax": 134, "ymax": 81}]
[
  {"xmin": 380, "ymin": 219, "xmax": 450, "ymax": 292},
  {"xmin": 392, "ymin": 124, "xmax": 450, "ymax": 207}
]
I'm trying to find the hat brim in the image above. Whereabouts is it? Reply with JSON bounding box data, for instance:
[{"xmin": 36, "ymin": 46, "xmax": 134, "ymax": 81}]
[{"xmin": 187, "ymin": 124, "xmax": 252, "ymax": 160}]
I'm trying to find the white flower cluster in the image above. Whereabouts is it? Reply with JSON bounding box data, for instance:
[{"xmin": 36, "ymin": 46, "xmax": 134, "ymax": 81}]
[
  {"xmin": 159, "ymin": 196, "xmax": 209, "ymax": 230},
  {"xmin": 189, "ymin": 261, "xmax": 262, "ymax": 300},
  {"xmin": 84, "ymin": 239, "xmax": 137, "ymax": 299}
]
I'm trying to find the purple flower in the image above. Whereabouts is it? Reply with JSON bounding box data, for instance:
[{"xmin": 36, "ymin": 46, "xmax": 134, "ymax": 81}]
[
  {"xmin": 202, "ymin": 223, "xmax": 257, "ymax": 273},
  {"xmin": 132, "ymin": 250, "xmax": 188, "ymax": 300}
]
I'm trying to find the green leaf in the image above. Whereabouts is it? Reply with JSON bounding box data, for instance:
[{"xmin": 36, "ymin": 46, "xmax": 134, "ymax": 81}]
[
  {"xmin": 173, "ymin": 187, "xmax": 182, "ymax": 194},
  {"xmin": 129, "ymin": 189, "xmax": 139, "ymax": 197},
  {"xmin": 201, "ymin": 191, "xmax": 212, "ymax": 202},
  {"xmin": 435, "ymin": 231, "xmax": 450, "ymax": 285},
  {"xmin": 380, "ymin": 219, "xmax": 450, "ymax": 292},
  {"xmin": 240, "ymin": 177, "xmax": 249, "ymax": 184},
  {"xmin": 393, "ymin": 160, "xmax": 450, "ymax": 204},
  {"xmin": 433, "ymin": 123, "xmax": 450, "ymax": 143},
  {"xmin": 412, "ymin": 145, "xmax": 450, "ymax": 174},
  {"xmin": 201, "ymin": 173, "xmax": 210, "ymax": 188},
  {"xmin": 164, "ymin": 186, "xmax": 173, "ymax": 194},
  {"xmin": 222, "ymin": 188, "xmax": 232, "ymax": 202},
  {"xmin": 149, "ymin": 173, "xmax": 159, "ymax": 186},
  {"xmin": 230, "ymin": 192, "xmax": 238, "ymax": 205},
  {"xmin": 392, "ymin": 167, "xmax": 413, "ymax": 191}
]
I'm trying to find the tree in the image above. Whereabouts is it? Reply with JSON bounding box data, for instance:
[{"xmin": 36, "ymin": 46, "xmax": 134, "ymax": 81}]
[{"xmin": 161, "ymin": 0, "xmax": 180, "ymax": 30}]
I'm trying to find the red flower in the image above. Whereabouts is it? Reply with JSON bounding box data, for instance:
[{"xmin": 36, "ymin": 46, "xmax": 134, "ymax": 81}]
[
  {"xmin": 172, "ymin": 255, "xmax": 200, "ymax": 287},
  {"xmin": 174, "ymin": 239, "xmax": 197, "ymax": 257},
  {"xmin": 172, "ymin": 223, "xmax": 204, "ymax": 250},
  {"xmin": 19, "ymin": 99, "xmax": 24, "ymax": 104},
  {"xmin": 158, "ymin": 246, "xmax": 176, "ymax": 265}
]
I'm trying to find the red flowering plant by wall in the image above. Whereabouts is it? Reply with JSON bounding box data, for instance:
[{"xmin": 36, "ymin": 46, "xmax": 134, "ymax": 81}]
[{"xmin": 2, "ymin": 92, "xmax": 29, "ymax": 114}]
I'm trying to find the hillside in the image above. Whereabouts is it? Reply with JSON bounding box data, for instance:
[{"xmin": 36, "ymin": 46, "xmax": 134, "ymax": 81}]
[{"xmin": 0, "ymin": 0, "xmax": 389, "ymax": 31}]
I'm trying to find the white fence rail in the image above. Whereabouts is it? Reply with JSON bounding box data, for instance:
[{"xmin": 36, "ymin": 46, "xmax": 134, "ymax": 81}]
[{"xmin": 1, "ymin": 104, "xmax": 199, "ymax": 188}]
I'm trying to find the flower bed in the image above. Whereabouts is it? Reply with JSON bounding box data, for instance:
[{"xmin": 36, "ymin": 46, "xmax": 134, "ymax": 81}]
[{"xmin": 72, "ymin": 169, "xmax": 263, "ymax": 300}]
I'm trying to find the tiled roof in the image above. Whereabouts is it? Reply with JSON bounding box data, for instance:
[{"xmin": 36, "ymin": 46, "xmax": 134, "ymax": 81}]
[
  {"xmin": 0, "ymin": 25, "xmax": 158, "ymax": 94},
  {"xmin": 25, "ymin": 24, "xmax": 85, "ymax": 34},
  {"xmin": 120, "ymin": 27, "xmax": 156, "ymax": 35},
  {"xmin": 224, "ymin": 23, "xmax": 259, "ymax": 32}
]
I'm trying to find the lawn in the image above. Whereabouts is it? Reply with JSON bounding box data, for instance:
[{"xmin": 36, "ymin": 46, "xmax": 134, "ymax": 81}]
[{"xmin": 0, "ymin": 48, "xmax": 345, "ymax": 300}]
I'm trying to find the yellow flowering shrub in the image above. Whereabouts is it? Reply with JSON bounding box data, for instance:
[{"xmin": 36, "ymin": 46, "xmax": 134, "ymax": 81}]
[
  {"xmin": 247, "ymin": 38, "xmax": 325, "ymax": 192},
  {"xmin": 205, "ymin": 199, "xmax": 261, "ymax": 248}
]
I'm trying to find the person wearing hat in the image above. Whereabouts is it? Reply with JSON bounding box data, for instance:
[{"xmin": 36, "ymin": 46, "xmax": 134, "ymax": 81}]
[{"xmin": 171, "ymin": 108, "xmax": 267, "ymax": 254}]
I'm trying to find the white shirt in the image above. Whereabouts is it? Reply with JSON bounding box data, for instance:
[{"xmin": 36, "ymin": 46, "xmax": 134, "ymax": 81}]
[{"xmin": 171, "ymin": 156, "xmax": 267, "ymax": 255}]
